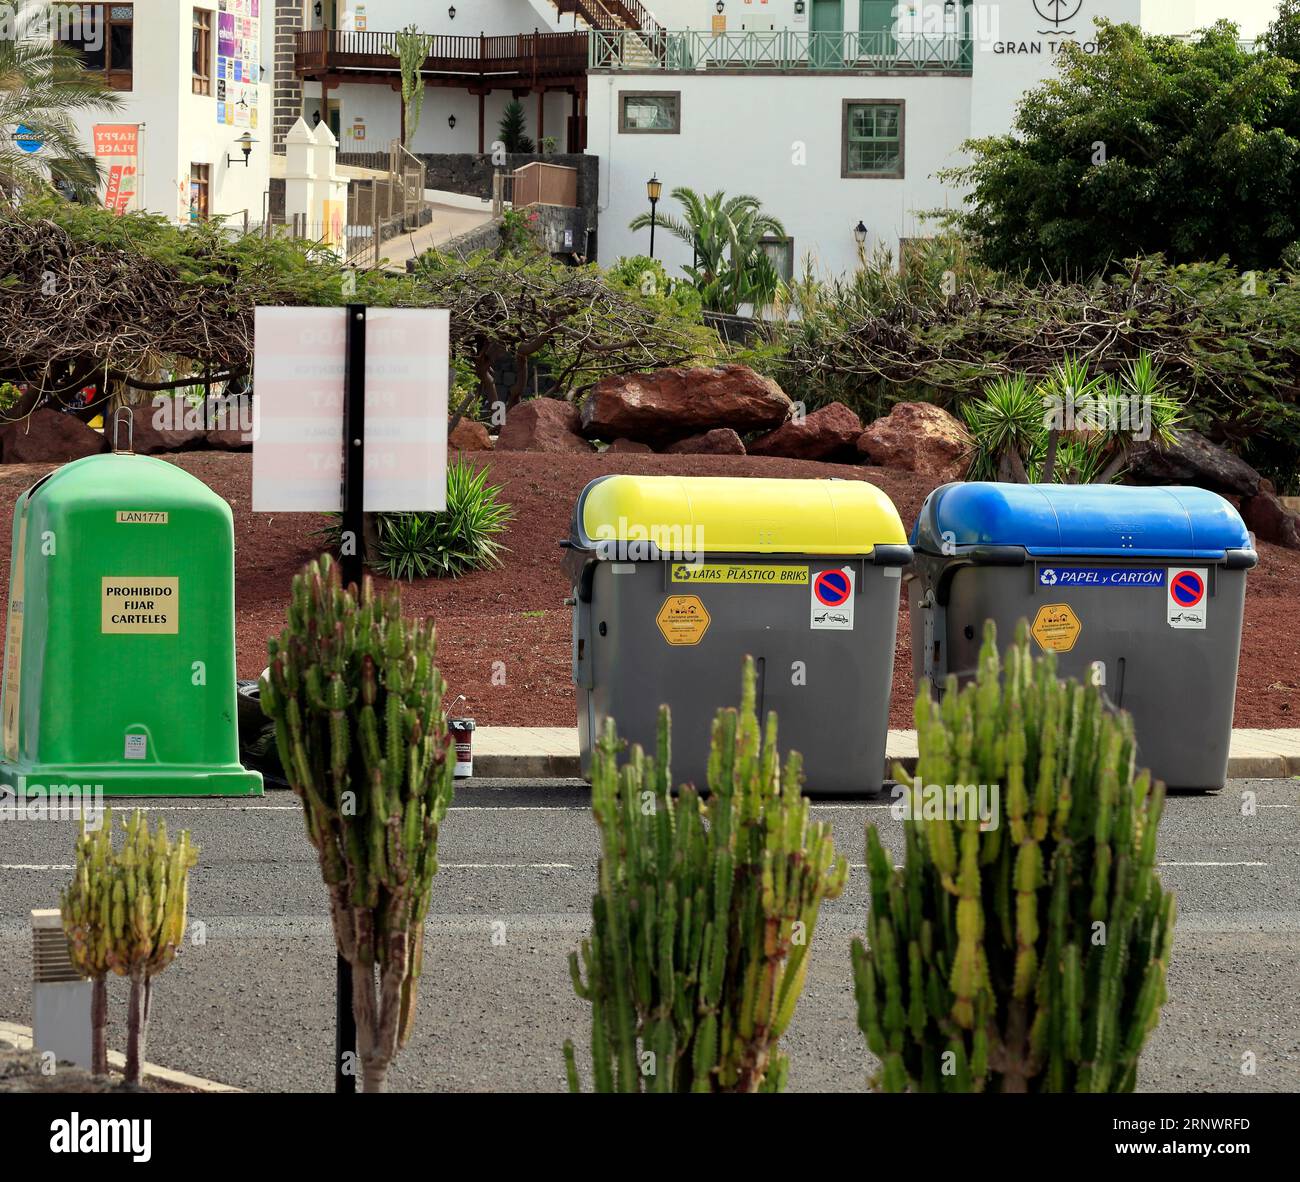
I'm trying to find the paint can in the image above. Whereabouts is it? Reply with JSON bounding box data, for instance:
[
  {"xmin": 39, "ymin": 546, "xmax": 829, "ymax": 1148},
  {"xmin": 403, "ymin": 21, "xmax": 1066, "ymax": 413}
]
[{"xmin": 449, "ymin": 718, "xmax": 475, "ymax": 778}]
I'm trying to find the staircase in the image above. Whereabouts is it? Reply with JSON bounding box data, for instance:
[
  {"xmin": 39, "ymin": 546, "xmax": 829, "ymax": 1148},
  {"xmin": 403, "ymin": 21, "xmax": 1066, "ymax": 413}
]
[{"xmin": 548, "ymin": 0, "xmax": 663, "ymax": 68}]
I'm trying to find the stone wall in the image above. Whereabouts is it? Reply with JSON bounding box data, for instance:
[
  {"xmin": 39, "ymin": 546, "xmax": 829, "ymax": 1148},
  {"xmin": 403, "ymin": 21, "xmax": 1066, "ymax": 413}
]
[{"xmin": 272, "ymin": 1, "xmax": 303, "ymax": 151}]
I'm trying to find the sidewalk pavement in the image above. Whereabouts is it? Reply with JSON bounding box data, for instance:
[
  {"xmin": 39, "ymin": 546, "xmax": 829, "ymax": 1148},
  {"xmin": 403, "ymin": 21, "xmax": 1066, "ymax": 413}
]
[{"xmin": 472, "ymin": 727, "xmax": 1300, "ymax": 781}]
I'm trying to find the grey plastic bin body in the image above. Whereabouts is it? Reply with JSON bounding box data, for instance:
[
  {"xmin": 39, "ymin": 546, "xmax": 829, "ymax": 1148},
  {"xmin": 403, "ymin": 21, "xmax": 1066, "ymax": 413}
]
[
  {"xmin": 907, "ymin": 482, "xmax": 1258, "ymax": 791},
  {"xmin": 565, "ymin": 475, "xmax": 912, "ymax": 796}
]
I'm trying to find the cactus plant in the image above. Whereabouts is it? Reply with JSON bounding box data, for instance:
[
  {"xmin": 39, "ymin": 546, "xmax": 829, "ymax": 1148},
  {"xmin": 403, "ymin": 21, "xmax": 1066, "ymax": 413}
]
[
  {"xmin": 259, "ymin": 554, "xmax": 455, "ymax": 1093},
  {"xmin": 851, "ymin": 619, "xmax": 1176, "ymax": 1092},
  {"xmin": 61, "ymin": 809, "xmax": 199, "ymax": 1082},
  {"xmin": 564, "ymin": 656, "xmax": 848, "ymax": 1093}
]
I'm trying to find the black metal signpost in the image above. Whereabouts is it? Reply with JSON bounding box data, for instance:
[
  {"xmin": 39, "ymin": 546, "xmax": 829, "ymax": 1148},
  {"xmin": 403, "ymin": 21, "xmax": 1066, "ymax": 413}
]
[{"xmin": 335, "ymin": 303, "xmax": 367, "ymax": 1094}]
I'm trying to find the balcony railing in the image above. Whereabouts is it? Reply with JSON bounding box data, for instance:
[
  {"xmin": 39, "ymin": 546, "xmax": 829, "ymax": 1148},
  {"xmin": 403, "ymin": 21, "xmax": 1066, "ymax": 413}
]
[
  {"xmin": 590, "ymin": 29, "xmax": 974, "ymax": 73},
  {"xmin": 294, "ymin": 29, "xmax": 588, "ymax": 80}
]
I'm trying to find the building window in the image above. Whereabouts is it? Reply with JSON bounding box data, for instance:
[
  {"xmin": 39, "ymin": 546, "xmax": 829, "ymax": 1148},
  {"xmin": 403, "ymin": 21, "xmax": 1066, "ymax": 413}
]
[
  {"xmin": 60, "ymin": 4, "xmax": 134, "ymax": 92},
  {"xmin": 193, "ymin": 8, "xmax": 213, "ymax": 96},
  {"xmin": 189, "ymin": 164, "xmax": 210, "ymax": 222},
  {"xmin": 842, "ymin": 100, "xmax": 904, "ymax": 179},
  {"xmin": 618, "ymin": 91, "xmax": 680, "ymax": 134},
  {"xmin": 759, "ymin": 236, "xmax": 794, "ymax": 284}
]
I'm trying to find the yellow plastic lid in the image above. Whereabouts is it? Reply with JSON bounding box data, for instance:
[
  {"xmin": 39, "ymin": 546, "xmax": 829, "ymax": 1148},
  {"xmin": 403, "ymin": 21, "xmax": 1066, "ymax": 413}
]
[{"xmin": 576, "ymin": 475, "xmax": 907, "ymax": 556}]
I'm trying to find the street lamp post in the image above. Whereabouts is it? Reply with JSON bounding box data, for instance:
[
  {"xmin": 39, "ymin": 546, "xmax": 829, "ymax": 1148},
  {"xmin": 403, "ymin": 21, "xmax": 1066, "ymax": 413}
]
[{"xmin": 646, "ymin": 174, "xmax": 662, "ymax": 258}]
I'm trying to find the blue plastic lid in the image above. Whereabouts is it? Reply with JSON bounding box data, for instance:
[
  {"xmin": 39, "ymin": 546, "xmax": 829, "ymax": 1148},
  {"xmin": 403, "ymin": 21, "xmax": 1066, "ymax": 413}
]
[{"xmin": 911, "ymin": 482, "xmax": 1252, "ymax": 559}]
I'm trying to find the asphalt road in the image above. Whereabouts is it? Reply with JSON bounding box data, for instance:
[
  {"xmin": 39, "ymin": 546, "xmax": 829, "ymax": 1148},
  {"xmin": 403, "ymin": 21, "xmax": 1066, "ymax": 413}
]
[{"xmin": 1, "ymin": 778, "xmax": 1297, "ymax": 1093}]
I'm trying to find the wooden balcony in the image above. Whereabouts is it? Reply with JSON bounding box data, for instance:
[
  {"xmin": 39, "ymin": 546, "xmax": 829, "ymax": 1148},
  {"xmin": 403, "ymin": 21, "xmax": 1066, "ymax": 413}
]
[{"xmin": 294, "ymin": 29, "xmax": 589, "ymax": 89}]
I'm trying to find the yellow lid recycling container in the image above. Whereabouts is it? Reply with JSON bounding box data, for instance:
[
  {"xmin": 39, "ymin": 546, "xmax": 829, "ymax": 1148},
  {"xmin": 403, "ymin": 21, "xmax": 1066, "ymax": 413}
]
[{"xmin": 564, "ymin": 474, "xmax": 912, "ymax": 795}]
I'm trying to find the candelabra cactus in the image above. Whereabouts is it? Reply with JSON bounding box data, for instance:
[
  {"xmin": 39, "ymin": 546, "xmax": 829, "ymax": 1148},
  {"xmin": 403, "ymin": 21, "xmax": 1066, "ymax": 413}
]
[
  {"xmin": 564, "ymin": 656, "xmax": 848, "ymax": 1093},
  {"xmin": 852, "ymin": 619, "xmax": 1176, "ymax": 1092},
  {"xmin": 61, "ymin": 809, "xmax": 199, "ymax": 1082},
  {"xmin": 259, "ymin": 554, "xmax": 455, "ymax": 1093}
]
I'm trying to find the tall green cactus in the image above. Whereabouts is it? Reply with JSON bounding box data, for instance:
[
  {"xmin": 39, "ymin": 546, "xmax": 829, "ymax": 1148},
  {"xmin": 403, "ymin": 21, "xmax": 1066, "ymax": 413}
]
[
  {"xmin": 564, "ymin": 656, "xmax": 848, "ymax": 1093},
  {"xmin": 61, "ymin": 809, "xmax": 199, "ymax": 1082},
  {"xmin": 852, "ymin": 620, "xmax": 1176, "ymax": 1092},
  {"xmin": 259, "ymin": 554, "xmax": 455, "ymax": 1092}
]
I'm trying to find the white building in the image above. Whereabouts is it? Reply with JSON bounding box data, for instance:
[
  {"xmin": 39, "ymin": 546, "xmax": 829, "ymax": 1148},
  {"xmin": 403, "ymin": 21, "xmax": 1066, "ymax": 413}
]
[
  {"xmin": 52, "ymin": 2, "xmax": 1284, "ymax": 262},
  {"xmin": 57, "ymin": 2, "xmax": 274, "ymax": 224},
  {"xmin": 587, "ymin": 0, "xmax": 1284, "ymax": 280}
]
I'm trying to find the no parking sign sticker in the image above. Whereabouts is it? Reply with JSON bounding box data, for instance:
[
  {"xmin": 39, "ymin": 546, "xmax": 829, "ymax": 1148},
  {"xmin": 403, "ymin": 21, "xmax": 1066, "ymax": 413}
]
[
  {"xmin": 811, "ymin": 567, "xmax": 854, "ymax": 631},
  {"xmin": 1167, "ymin": 568, "xmax": 1207, "ymax": 630}
]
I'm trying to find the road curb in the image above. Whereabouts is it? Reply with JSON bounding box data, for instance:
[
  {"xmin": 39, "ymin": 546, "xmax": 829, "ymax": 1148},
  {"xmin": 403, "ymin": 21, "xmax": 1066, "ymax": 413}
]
[
  {"xmin": 470, "ymin": 749, "xmax": 1300, "ymax": 783},
  {"xmin": 0, "ymin": 1021, "xmax": 243, "ymax": 1093}
]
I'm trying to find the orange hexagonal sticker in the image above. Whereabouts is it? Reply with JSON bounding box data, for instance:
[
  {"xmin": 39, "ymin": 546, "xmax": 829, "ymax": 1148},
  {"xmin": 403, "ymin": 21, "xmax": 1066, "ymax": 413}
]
[
  {"xmin": 1031, "ymin": 603, "xmax": 1081, "ymax": 653},
  {"xmin": 655, "ymin": 594, "xmax": 711, "ymax": 646}
]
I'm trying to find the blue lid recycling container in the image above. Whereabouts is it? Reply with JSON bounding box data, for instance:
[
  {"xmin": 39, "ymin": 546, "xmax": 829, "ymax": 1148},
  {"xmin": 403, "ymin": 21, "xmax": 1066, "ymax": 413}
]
[{"xmin": 907, "ymin": 482, "xmax": 1257, "ymax": 790}]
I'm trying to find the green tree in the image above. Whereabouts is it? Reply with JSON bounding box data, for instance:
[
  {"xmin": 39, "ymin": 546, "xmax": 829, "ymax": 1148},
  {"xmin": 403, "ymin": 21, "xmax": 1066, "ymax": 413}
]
[
  {"xmin": 393, "ymin": 25, "xmax": 432, "ymax": 150},
  {"xmin": 629, "ymin": 187, "xmax": 786, "ymax": 313},
  {"xmin": 497, "ymin": 99, "xmax": 533, "ymax": 154},
  {"xmin": 942, "ymin": 20, "xmax": 1300, "ymax": 277},
  {"xmin": 0, "ymin": 0, "xmax": 123, "ymax": 200}
]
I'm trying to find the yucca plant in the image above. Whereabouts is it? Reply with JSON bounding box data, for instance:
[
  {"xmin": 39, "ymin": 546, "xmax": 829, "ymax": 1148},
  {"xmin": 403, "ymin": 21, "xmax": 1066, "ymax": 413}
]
[
  {"xmin": 374, "ymin": 458, "xmax": 512, "ymax": 579},
  {"xmin": 319, "ymin": 457, "xmax": 513, "ymax": 580},
  {"xmin": 963, "ymin": 353, "xmax": 1182, "ymax": 484},
  {"xmin": 851, "ymin": 620, "xmax": 1176, "ymax": 1092}
]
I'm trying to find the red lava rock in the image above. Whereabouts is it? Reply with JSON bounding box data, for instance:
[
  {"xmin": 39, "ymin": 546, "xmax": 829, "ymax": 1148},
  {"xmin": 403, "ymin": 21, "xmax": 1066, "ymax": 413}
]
[
  {"xmin": 580, "ymin": 365, "xmax": 790, "ymax": 446},
  {"xmin": 0, "ymin": 407, "xmax": 107, "ymax": 464},
  {"xmin": 496, "ymin": 397, "xmax": 592, "ymax": 453},
  {"xmin": 1242, "ymin": 489, "xmax": 1300, "ymax": 549},
  {"xmin": 664, "ymin": 428, "xmax": 746, "ymax": 456},
  {"xmin": 123, "ymin": 396, "xmax": 210, "ymax": 454},
  {"xmin": 605, "ymin": 438, "xmax": 654, "ymax": 454},
  {"xmin": 857, "ymin": 402, "xmax": 973, "ymax": 483},
  {"xmin": 749, "ymin": 401, "xmax": 863, "ymax": 461},
  {"xmin": 449, "ymin": 419, "xmax": 492, "ymax": 452},
  {"xmin": 207, "ymin": 427, "xmax": 253, "ymax": 451}
]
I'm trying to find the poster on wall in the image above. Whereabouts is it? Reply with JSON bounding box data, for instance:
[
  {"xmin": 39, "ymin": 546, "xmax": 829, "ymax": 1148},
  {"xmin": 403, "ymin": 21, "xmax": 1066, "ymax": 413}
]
[
  {"xmin": 216, "ymin": 0, "xmax": 260, "ymax": 130},
  {"xmin": 92, "ymin": 124, "xmax": 139, "ymax": 215}
]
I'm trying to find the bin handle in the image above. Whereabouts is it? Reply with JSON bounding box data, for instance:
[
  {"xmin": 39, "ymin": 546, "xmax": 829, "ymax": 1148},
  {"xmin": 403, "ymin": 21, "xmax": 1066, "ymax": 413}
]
[{"xmin": 112, "ymin": 407, "xmax": 134, "ymax": 455}]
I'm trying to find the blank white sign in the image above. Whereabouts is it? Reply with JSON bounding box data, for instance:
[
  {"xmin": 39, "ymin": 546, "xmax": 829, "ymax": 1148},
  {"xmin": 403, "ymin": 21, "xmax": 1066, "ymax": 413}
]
[{"xmin": 251, "ymin": 306, "xmax": 449, "ymax": 512}]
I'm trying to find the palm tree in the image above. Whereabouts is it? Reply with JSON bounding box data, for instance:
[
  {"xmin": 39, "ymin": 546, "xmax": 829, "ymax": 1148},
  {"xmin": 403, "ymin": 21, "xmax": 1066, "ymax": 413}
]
[
  {"xmin": 629, "ymin": 186, "xmax": 786, "ymax": 313},
  {"xmin": 0, "ymin": 1, "xmax": 123, "ymax": 201}
]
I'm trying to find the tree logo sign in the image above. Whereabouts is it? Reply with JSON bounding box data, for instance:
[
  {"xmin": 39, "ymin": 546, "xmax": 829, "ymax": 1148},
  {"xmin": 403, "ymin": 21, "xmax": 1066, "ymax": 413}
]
[{"xmin": 1033, "ymin": 0, "xmax": 1083, "ymax": 30}]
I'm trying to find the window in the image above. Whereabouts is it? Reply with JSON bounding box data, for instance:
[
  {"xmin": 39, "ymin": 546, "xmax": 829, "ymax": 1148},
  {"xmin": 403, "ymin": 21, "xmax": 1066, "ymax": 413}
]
[
  {"xmin": 758, "ymin": 236, "xmax": 794, "ymax": 284},
  {"xmin": 193, "ymin": 9, "xmax": 213, "ymax": 96},
  {"xmin": 842, "ymin": 100, "xmax": 904, "ymax": 179},
  {"xmin": 618, "ymin": 91, "xmax": 680, "ymax": 134},
  {"xmin": 189, "ymin": 164, "xmax": 210, "ymax": 222},
  {"xmin": 60, "ymin": 4, "xmax": 134, "ymax": 91}
]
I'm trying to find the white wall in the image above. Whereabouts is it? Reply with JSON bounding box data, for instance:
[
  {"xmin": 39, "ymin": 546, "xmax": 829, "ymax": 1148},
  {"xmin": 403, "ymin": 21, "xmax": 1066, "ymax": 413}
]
[
  {"xmin": 336, "ymin": 0, "xmax": 565, "ymax": 35},
  {"xmin": 313, "ymin": 83, "xmax": 573, "ymax": 153},
  {"xmin": 66, "ymin": 3, "xmax": 273, "ymax": 224},
  {"xmin": 1140, "ymin": 0, "xmax": 1281, "ymax": 40},
  {"xmin": 588, "ymin": 71, "xmax": 971, "ymax": 280}
]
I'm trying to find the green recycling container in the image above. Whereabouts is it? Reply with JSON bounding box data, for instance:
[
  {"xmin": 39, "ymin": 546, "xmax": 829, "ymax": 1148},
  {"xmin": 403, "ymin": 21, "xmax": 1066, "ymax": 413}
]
[{"xmin": 0, "ymin": 454, "xmax": 262, "ymax": 797}]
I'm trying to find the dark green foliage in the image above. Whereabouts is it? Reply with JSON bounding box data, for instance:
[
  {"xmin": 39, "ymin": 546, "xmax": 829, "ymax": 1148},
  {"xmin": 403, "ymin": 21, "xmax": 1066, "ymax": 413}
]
[
  {"xmin": 852, "ymin": 621, "xmax": 1176, "ymax": 1093},
  {"xmin": 564, "ymin": 658, "xmax": 848, "ymax": 1093},
  {"xmin": 259, "ymin": 555, "xmax": 455, "ymax": 1091},
  {"xmin": 772, "ymin": 252, "xmax": 1300, "ymax": 491},
  {"xmin": 942, "ymin": 21, "xmax": 1300, "ymax": 277},
  {"xmin": 497, "ymin": 100, "xmax": 534, "ymax": 154}
]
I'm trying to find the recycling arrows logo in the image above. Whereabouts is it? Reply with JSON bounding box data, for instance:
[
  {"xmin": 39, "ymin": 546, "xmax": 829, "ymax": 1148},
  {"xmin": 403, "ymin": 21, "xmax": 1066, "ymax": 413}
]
[{"xmin": 1040, "ymin": 569, "xmax": 1058, "ymax": 586}]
